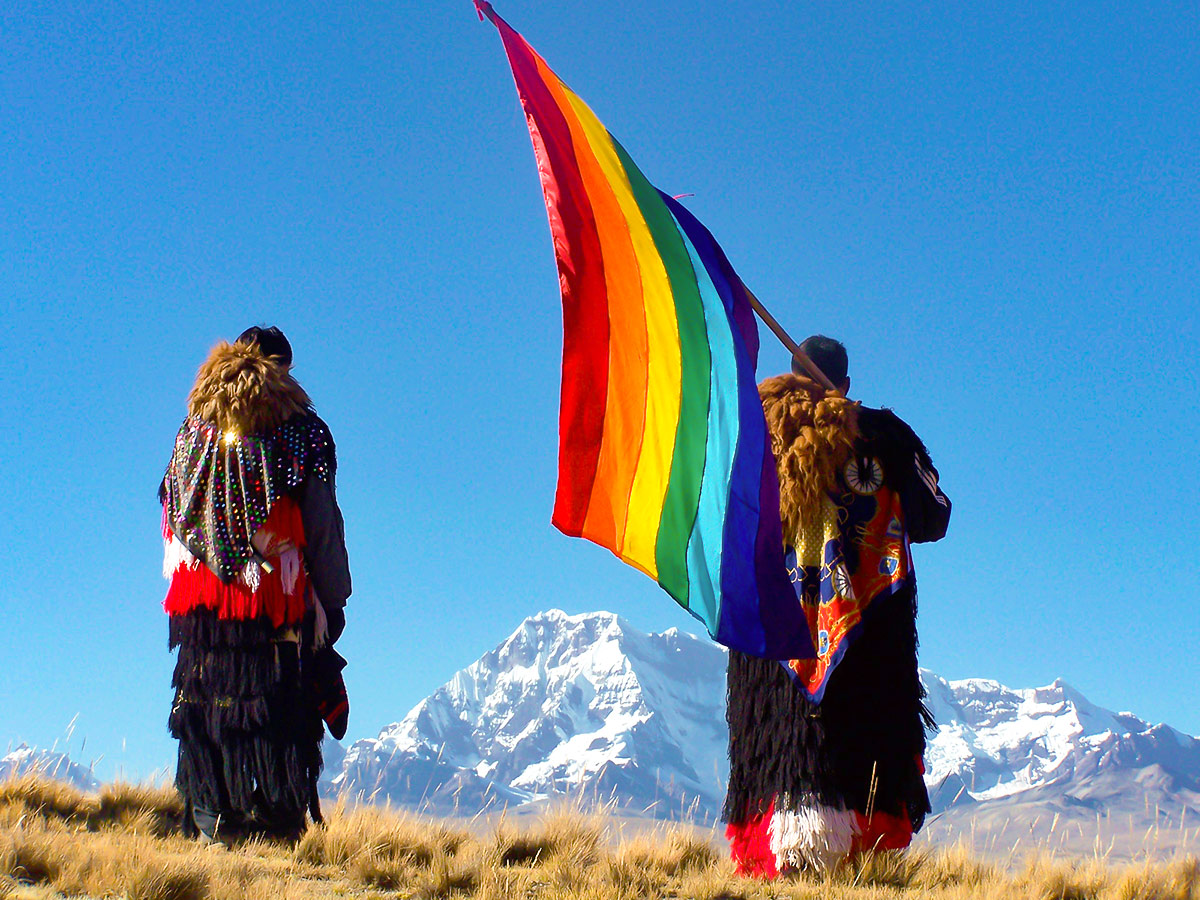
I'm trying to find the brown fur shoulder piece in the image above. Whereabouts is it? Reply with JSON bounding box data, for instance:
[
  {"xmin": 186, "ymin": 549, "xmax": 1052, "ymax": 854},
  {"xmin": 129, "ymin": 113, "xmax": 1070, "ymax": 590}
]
[
  {"xmin": 759, "ymin": 373, "xmax": 860, "ymax": 540},
  {"xmin": 187, "ymin": 341, "xmax": 312, "ymax": 435}
]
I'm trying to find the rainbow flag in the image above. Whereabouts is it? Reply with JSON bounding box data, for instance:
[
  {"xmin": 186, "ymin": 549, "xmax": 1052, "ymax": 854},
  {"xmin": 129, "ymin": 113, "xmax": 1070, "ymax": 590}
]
[{"xmin": 478, "ymin": 2, "xmax": 815, "ymax": 660}]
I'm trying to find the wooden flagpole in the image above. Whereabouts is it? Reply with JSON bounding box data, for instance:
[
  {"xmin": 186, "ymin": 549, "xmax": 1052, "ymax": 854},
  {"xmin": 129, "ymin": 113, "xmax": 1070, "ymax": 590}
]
[{"xmin": 744, "ymin": 288, "xmax": 840, "ymax": 394}]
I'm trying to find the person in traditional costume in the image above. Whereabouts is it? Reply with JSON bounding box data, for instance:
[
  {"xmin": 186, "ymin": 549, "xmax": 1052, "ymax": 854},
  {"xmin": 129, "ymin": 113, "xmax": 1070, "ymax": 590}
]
[
  {"xmin": 159, "ymin": 326, "xmax": 351, "ymax": 843},
  {"xmin": 724, "ymin": 335, "xmax": 951, "ymax": 876}
]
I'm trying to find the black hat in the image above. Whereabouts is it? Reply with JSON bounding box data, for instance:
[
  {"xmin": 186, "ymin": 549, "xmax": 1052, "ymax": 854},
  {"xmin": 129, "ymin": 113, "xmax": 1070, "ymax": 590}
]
[
  {"xmin": 794, "ymin": 334, "xmax": 847, "ymax": 385},
  {"xmin": 236, "ymin": 325, "xmax": 292, "ymax": 367}
]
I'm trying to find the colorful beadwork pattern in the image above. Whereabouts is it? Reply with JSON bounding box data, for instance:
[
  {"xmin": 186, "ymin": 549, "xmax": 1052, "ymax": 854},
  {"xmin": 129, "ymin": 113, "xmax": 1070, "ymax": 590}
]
[{"xmin": 160, "ymin": 413, "xmax": 336, "ymax": 583}]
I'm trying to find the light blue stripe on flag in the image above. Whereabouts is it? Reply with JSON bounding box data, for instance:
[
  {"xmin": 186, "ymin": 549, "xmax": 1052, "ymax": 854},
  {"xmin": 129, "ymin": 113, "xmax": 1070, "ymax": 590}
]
[{"xmin": 674, "ymin": 212, "xmax": 740, "ymax": 635}]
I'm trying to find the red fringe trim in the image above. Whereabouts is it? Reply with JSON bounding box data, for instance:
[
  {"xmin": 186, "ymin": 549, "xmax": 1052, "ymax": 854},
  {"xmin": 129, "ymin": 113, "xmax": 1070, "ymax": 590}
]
[
  {"xmin": 727, "ymin": 797, "xmax": 913, "ymax": 879},
  {"xmin": 852, "ymin": 809, "xmax": 913, "ymax": 854},
  {"xmin": 726, "ymin": 797, "xmax": 778, "ymax": 879},
  {"xmin": 163, "ymin": 497, "xmax": 308, "ymax": 629}
]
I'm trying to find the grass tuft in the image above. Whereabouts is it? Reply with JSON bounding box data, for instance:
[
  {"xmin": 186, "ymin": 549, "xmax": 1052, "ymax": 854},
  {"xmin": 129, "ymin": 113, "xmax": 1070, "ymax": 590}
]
[
  {"xmin": 0, "ymin": 774, "xmax": 184, "ymax": 838},
  {"xmin": 413, "ymin": 847, "xmax": 479, "ymax": 898},
  {"xmin": 95, "ymin": 781, "xmax": 186, "ymax": 835},
  {"xmin": 0, "ymin": 774, "xmax": 90, "ymax": 825},
  {"xmin": 912, "ymin": 843, "xmax": 996, "ymax": 889},
  {"xmin": 1, "ymin": 830, "xmax": 67, "ymax": 887},
  {"xmin": 614, "ymin": 827, "xmax": 720, "ymax": 877},
  {"xmin": 127, "ymin": 863, "xmax": 207, "ymax": 900},
  {"xmin": 295, "ymin": 803, "xmax": 466, "ymax": 875}
]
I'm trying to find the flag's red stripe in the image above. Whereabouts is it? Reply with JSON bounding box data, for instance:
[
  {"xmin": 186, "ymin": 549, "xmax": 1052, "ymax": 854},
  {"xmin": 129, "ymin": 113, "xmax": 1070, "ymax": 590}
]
[{"xmin": 493, "ymin": 21, "xmax": 610, "ymax": 535}]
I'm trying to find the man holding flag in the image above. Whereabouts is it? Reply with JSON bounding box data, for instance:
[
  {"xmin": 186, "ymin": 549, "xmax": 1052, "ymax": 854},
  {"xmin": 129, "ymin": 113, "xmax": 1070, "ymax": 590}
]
[
  {"xmin": 724, "ymin": 335, "xmax": 951, "ymax": 875},
  {"xmin": 477, "ymin": 3, "xmax": 950, "ymax": 876}
]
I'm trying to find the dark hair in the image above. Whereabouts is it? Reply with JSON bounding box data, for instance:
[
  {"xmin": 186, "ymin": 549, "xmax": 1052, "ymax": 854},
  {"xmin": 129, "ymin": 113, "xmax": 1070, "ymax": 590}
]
[
  {"xmin": 793, "ymin": 334, "xmax": 848, "ymax": 385},
  {"xmin": 236, "ymin": 325, "xmax": 292, "ymax": 367}
]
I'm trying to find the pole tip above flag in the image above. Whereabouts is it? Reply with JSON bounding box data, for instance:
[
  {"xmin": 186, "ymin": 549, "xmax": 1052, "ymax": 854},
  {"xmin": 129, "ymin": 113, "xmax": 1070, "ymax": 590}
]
[{"xmin": 474, "ymin": 0, "xmax": 496, "ymax": 24}]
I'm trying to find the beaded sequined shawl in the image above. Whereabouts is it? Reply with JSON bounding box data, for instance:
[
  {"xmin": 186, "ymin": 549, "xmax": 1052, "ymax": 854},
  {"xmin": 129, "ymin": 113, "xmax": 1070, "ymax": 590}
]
[
  {"xmin": 161, "ymin": 413, "xmax": 336, "ymax": 584},
  {"xmin": 160, "ymin": 341, "xmax": 336, "ymax": 584}
]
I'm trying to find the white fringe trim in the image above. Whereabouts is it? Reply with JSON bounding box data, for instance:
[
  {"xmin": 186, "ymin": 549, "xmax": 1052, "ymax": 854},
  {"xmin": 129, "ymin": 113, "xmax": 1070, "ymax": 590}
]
[
  {"xmin": 769, "ymin": 804, "xmax": 860, "ymax": 873},
  {"xmin": 311, "ymin": 589, "xmax": 329, "ymax": 650},
  {"xmin": 279, "ymin": 548, "xmax": 302, "ymax": 596},
  {"xmin": 162, "ymin": 537, "xmax": 200, "ymax": 580},
  {"xmin": 240, "ymin": 558, "xmax": 262, "ymax": 593}
]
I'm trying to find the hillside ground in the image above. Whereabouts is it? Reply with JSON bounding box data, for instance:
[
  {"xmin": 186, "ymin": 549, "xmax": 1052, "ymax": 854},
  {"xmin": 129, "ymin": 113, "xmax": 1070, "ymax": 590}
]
[
  {"xmin": 918, "ymin": 800, "xmax": 1200, "ymax": 865},
  {"xmin": 2, "ymin": 776, "xmax": 1197, "ymax": 900}
]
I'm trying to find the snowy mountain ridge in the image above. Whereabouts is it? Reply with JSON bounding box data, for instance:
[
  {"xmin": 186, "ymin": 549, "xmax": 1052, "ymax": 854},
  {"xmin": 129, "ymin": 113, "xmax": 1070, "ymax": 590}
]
[
  {"xmin": 922, "ymin": 671, "xmax": 1200, "ymax": 810},
  {"xmin": 1, "ymin": 743, "xmax": 100, "ymax": 792},
  {"xmin": 336, "ymin": 609, "xmax": 727, "ymax": 816},
  {"xmin": 337, "ymin": 609, "xmax": 1200, "ymax": 822}
]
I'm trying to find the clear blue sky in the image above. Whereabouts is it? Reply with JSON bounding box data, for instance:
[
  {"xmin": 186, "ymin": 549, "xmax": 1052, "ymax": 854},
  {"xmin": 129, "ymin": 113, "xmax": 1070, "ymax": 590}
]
[{"xmin": 1, "ymin": 0, "xmax": 1197, "ymax": 781}]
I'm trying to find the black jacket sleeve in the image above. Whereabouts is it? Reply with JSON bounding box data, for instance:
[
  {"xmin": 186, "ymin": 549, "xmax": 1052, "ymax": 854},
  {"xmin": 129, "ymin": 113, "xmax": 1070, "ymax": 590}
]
[
  {"xmin": 900, "ymin": 441, "xmax": 952, "ymax": 544},
  {"xmin": 296, "ymin": 473, "xmax": 352, "ymax": 610},
  {"xmin": 861, "ymin": 408, "xmax": 952, "ymax": 544}
]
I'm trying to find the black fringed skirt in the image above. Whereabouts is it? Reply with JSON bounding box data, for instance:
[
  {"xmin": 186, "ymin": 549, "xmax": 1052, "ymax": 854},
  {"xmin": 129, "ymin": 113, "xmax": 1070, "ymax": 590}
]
[
  {"xmin": 169, "ymin": 610, "xmax": 324, "ymax": 832},
  {"xmin": 724, "ymin": 588, "xmax": 934, "ymax": 831}
]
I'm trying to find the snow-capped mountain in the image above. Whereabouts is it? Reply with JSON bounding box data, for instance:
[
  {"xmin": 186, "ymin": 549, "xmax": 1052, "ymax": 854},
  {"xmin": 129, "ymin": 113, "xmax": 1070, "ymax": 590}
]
[
  {"xmin": 916, "ymin": 672, "xmax": 1200, "ymax": 830},
  {"xmin": 922, "ymin": 672, "xmax": 1200, "ymax": 811},
  {"xmin": 335, "ymin": 610, "xmax": 1200, "ymax": 828},
  {"xmin": 1, "ymin": 744, "xmax": 100, "ymax": 792},
  {"xmin": 918, "ymin": 674, "xmax": 1200, "ymax": 857},
  {"xmin": 337, "ymin": 610, "xmax": 727, "ymax": 818}
]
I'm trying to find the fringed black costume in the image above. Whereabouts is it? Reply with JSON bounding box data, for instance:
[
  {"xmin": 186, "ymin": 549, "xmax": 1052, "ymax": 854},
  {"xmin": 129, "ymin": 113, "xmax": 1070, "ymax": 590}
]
[
  {"xmin": 160, "ymin": 333, "xmax": 351, "ymax": 842},
  {"xmin": 724, "ymin": 375, "xmax": 950, "ymax": 875},
  {"xmin": 169, "ymin": 613, "xmax": 327, "ymax": 835}
]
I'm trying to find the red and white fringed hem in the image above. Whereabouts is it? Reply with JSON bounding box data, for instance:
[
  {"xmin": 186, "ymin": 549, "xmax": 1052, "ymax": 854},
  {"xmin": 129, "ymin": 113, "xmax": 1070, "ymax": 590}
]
[
  {"xmin": 727, "ymin": 798, "xmax": 914, "ymax": 878},
  {"xmin": 161, "ymin": 497, "xmax": 309, "ymax": 629}
]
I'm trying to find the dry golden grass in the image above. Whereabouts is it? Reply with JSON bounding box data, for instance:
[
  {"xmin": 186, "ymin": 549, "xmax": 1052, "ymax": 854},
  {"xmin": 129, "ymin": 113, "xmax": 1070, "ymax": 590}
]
[{"xmin": 1, "ymin": 775, "xmax": 1197, "ymax": 900}]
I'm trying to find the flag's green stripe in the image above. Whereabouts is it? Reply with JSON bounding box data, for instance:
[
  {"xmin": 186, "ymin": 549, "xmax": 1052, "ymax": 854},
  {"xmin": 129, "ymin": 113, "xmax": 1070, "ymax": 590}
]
[
  {"xmin": 667, "ymin": 193, "xmax": 740, "ymax": 638},
  {"xmin": 610, "ymin": 140, "xmax": 711, "ymax": 606}
]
